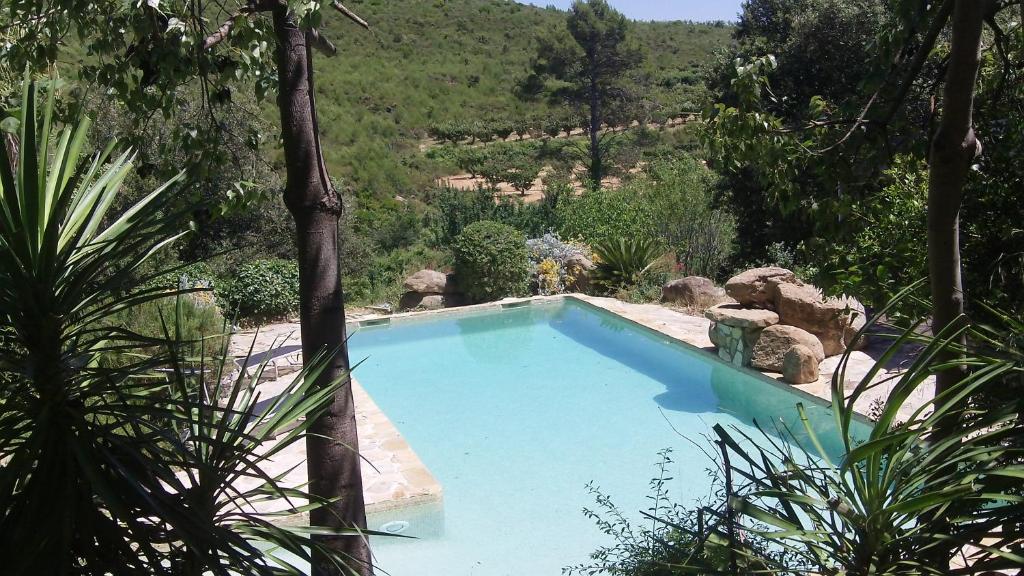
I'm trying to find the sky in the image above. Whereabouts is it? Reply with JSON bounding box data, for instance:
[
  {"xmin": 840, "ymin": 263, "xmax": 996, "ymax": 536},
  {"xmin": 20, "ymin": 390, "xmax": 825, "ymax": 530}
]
[{"xmin": 518, "ymin": 0, "xmax": 745, "ymax": 22}]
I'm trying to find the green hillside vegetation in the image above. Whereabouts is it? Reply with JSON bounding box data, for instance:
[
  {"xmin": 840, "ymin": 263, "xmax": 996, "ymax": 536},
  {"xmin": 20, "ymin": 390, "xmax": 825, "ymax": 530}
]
[{"xmin": 302, "ymin": 0, "xmax": 731, "ymax": 198}]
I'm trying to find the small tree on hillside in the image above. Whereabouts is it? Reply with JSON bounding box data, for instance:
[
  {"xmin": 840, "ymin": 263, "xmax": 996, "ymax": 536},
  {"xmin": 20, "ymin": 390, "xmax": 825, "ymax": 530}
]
[{"xmin": 521, "ymin": 0, "xmax": 642, "ymax": 188}]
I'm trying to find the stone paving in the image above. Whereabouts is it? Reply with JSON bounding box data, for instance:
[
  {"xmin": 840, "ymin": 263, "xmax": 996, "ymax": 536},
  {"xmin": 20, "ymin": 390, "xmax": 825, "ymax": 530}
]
[
  {"xmin": 229, "ymin": 370, "xmax": 442, "ymax": 523},
  {"xmin": 575, "ymin": 294, "xmax": 933, "ymax": 422},
  {"xmin": 231, "ymin": 294, "xmax": 933, "ymax": 518}
]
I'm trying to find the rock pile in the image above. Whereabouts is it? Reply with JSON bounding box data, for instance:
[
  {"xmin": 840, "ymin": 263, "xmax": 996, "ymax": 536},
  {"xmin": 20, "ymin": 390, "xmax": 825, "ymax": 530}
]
[
  {"xmin": 399, "ymin": 269, "xmax": 464, "ymax": 311},
  {"xmin": 706, "ymin": 267, "xmax": 867, "ymax": 384}
]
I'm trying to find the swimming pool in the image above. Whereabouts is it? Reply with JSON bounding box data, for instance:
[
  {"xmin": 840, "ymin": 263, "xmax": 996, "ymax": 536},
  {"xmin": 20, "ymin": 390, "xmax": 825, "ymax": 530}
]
[{"xmin": 348, "ymin": 297, "xmax": 862, "ymax": 575}]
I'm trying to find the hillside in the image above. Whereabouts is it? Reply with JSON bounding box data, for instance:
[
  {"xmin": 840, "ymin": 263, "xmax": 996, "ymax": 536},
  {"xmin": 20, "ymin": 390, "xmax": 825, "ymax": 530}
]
[{"xmin": 295, "ymin": 0, "xmax": 732, "ymax": 199}]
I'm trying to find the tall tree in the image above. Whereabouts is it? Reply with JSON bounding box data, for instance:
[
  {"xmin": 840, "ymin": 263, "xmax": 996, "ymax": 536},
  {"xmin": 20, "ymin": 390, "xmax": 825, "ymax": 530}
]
[
  {"xmin": 704, "ymin": 0, "xmax": 1022, "ymax": 328},
  {"xmin": 4, "ymin": 1, "xmax": 375, "ymax": 574},
  {"xmin": 522, "ymin": 0, "xmax": 642, "ymax": 187},
  {"xmin": 927, "ymin": 0, "xmax": 986, "ymax": 400}
]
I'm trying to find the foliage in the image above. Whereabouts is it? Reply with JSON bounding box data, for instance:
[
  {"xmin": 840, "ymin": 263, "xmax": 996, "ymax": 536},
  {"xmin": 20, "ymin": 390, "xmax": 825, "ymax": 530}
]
[
  {"xmin": 558, "ymin": 157, "xmax": 735, "ymax": 279},
  {"xmin": 819, "ymin": 155, "xmax": 929, "ymax": 315},
  {"xmin": 221, "ymin": 259, "xmax": 300, "ymax": 322},
  {"xmin": 4, "ymin": 0, "xmax": 728, "ymax": 204},
  {"xmin": 568, "ymin": 449, "xmax": 781, "ymax": 576},
  {"xmin": 703, "ymin": 0, "xmax": 1024, "ymax": 315},
  {"xmin": 591, "ymin": 237, "xmax": 668, "ymax": 294},
  {"xmin": 676, "ymin": 287, "xmax": 1024, "ymax": 574},
  {"xmin": 427, "ymin": 185, "xmax": 561, "ymax": 246},
  {"xmin": 632, "ymin": 158, "xmax": 735, "ymax": 278},
  {"xmin": 526, "ymin": 232, "xmax": 591, "ymax": 295},
  {"xmin": 0, "ymin": 80, "xmax": 364, "ymax": 575},
  {"xmin": 523, "ymin": 0, "xmax": 644, "ymax": 185},
  {"xmin": 452, "ymin": 220, "xmax": 530, "ymax": 303},
  {"xmin": 102, "ymin": 294, "xmax": 227, "ymax": 370},
  {"xmin": 558, "ymin": 186, "xmax": 655, "ymax": 245}
]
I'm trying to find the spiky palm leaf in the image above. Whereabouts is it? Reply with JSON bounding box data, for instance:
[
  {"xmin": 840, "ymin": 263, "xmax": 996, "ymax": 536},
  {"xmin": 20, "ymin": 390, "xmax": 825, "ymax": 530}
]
[
  {"xmin": 665, "ymin": 284, "xmax": 1023, "ymax": 575},
  {"xmin": 591, "ymin": 236, "xmax": 667, "ymax": 292},
  {"xmin": 0, "ymin": 79, "xmax": 373, "ymax": 575}
]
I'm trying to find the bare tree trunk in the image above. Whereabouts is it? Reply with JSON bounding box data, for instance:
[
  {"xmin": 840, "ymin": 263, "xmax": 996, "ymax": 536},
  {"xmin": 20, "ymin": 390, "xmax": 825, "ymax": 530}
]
[
  {"xmin": 927, "ymin": 0, "xmax": 986, "ymax": 401},
  {"xmin": 924, "ymin": 3, "xmax": 986, "ymax": 567},
  {"xmin": 588, "ymin": 56, "xmax": 602, "ymax": 189},
  {"xmin": 272, "ymin": 8, "xmax": 371, "ymax": 576}
]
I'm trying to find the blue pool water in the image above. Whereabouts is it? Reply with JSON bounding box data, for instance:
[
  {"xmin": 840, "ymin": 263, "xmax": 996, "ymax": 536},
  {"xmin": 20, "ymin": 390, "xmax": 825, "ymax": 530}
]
[{"xmin": 347, "ymin": 299, "xmax": 861, "ymax": 575}]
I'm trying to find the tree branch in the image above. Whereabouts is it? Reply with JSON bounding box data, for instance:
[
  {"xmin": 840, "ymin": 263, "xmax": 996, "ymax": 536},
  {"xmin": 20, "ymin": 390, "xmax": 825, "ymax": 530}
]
[
  {"xmin": 202, "ymin": 0, "xmax": 287, "ymax": 50},
  {"xmin": 331, "ymin": 1, "xmax": 370, "ymax": 30},
  {"xmin": 809, "ymin": 0, "xmax": 953, "ymax": 154},
  {"xmin": 308, "ymin": 29, "xmax": 337, "ymax": 57},
  {"xmin": 878, "ymin": 0, "xmax": 955, "ymax": 127},
  {"xmin": 203, "ymin": 13, "xmax": 245, "ymax": 50}
]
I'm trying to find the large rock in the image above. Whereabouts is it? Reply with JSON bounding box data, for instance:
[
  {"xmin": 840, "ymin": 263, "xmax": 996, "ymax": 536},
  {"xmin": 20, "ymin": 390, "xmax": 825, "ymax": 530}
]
[
  {"xmin": 706, "ymin": 304, "xmax": 780, "ymax": 366},
  {"xmin": 403, "ymin": 269, "xmax": 457, "ymax": 294},
  {"xmin": 563, "ymin": 253, "xmax": 596, "ymax": 293},
  {"xmin": 771, "ymin": 281, "xmax": 866, "ymax": 356},
  {"xmin": 705, "ymin": 303, "xmax": 779, "ymax": 329},
  {"xmin": 398, "ymin": 292, "xmax": 462, "ymax": 311},
  {"xmin": 750, "ymin": 324, "xmax": 825, "ymax": 372},
  {"xmin": 725, "ymin": 267, "xmax": 797, "ymax": 308},
  {"xmin": 782, "ymin": 344, "xmax": 820, "ymax": 384},
  {"xmin": 662, "ymin": 276, "xmax": 723, "ymax": 308}
]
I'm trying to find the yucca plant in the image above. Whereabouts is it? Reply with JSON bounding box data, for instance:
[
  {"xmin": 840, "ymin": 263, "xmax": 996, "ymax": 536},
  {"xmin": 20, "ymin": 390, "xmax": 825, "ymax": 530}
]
[
  {"xmin": 591, "ymin": 236, "xmax": 668, "ymax": 293},
  {"xmin": 665, "ymin": 285, "xmax": 1023, "ymax": 575},
  {"xmin": 0, "ymin": 79, "xmax": 372, "ymax": 574}
]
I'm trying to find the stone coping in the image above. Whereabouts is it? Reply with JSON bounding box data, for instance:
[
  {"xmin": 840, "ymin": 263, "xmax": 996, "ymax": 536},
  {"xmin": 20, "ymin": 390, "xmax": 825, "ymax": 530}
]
[
  {"xmin": 232, "ymin": 293, "xmax": 932, "ymax": 520},
  {"xmin": 228, "ymin": 374, "xmax": 442, "ymax": 525}
]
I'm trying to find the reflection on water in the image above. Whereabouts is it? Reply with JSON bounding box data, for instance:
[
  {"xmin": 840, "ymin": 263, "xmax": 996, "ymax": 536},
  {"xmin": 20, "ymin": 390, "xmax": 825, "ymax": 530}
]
[
  {"xmin": 549, "ymin": 302, "xmax": 720, "ymax": 414},
  {"xmin": 554, "ymin": 299, "xmax": 871, "ymax": 461}
]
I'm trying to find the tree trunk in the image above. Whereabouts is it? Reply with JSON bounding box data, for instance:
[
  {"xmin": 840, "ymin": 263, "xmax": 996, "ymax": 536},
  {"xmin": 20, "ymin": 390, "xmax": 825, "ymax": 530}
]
[
  {"xmin": 588, "ymin": 55, "xmax": 602, "ymax": 189},
  {"xmin": 927, "ymin": 0, "xmax": 986, "ymax": 401},
  {"xmin": 272, "ymin": 8, "xmax": 372, "ymax": 576}
]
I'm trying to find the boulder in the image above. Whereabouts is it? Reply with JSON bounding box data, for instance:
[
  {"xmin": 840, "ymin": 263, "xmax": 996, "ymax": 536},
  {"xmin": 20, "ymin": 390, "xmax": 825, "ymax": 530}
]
[
  {"xmin": 563, "ymin": 253, "xmax": 596, "ymax": 292},
  {"xmin": 750, "ymin": 325, "xmax": 825, "ymax": 372},
  {"xmin": 662, "ymin": 276, "xmax": 722, "ymax": 308},
  {"xmin": 725, "ymin": 267, "xmax": 797, "ymax": 308},
  {"xmin": 706, "ymin": 304, "xmax": 780, "ymax": 366},
  {"xmin": 403, "ymin": 269, "xmax": 456, "ymax": 294},
  {"xmin": 705, "ymin": 303, "xmax": 779, "ymax": 329},
  {"xmin": 782, "ymin": 344, "xmax": 820, "ymax": 384},
  {"xmin": 771, "ymin": 281, "xmax": 866, "ymax": 356},
  {"xmin": 398, "ymin": 292, "xmax": 462, "ymax": 311}
]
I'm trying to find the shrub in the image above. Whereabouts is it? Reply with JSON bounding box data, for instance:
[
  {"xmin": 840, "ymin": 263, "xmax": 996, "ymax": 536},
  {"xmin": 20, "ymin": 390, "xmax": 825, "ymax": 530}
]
[
  {"xmin": 557, "ymin": 186, "xmax": 655, "ymax": 245},
  {"xmin": 817, "ymin": 155, "xmax": 929, "ymax": 316},
  {"xmin": 221, "ymin": 259, "xmax": 300, "ymax": 321},
  {"xmin": 526, "ymin": 233, "xmax": 591, "ymax": 295},
  {"xmin": 591, "ymin": 237, "xmax": 669, "ymax": 294},
  {"xmin": 453, "ymin": 221, "xmax": 530, "ymax": 303},
  {"xmin": 428, "ymin": 186, "xmax": 559, "ymax": 245},
  {"xmin": 557, "ymin": 157, "xmax": 736, "ymax": 279},
  {"xmin": 568, "ymin": 449, "xmax": 780, "ymax": 576},
  {"xmin": 104, "ymin": 295, "xmax": 227, "ymax": 369}
]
